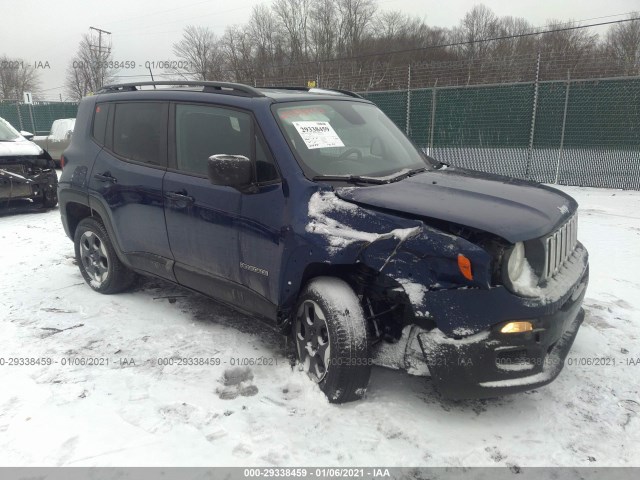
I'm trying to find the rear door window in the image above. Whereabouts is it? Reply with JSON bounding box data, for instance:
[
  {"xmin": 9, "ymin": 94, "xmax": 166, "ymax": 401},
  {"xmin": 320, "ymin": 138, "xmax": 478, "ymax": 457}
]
[{"xmin": 112, "ymin": 102, "xmax": 168, "ymax": 167}]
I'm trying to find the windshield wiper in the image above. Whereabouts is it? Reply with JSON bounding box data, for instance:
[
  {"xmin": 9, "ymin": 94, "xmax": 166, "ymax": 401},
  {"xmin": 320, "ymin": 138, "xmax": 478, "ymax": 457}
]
[
  {"xmin": 384, "ymin": 167, "xmax": 427, "ymax": 183},
  {"xmin": 313, "ymin": 168, "xmax": 428, "ymax": 185},
  {"xmin": 312, "ymin": 174, "xmax": 387, "ymax": 185}
]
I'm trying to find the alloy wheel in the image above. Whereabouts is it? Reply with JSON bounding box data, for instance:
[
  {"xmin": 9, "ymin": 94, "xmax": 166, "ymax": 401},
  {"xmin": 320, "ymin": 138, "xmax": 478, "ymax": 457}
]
[
  {"xmin": 79, "ymin": 231, "xmax": 109, "ymax": 286},
  {"xmin": 295, "ymin": 300, "xmax": 331, "ymax": 383}
]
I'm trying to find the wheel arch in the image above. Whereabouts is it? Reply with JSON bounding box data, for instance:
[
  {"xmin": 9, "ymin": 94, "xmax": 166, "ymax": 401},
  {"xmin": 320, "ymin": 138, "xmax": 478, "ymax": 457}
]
[
  {"xmin": 282, "ymin": 261, "xmax": 422, "ymax": 341},
  {"xmin": 65, "ymin": 201, "xmax": 102, "ymax": 238},
  {"xmin": 66, "ymin": 199, "xmax": 131, "ymax": 268}
]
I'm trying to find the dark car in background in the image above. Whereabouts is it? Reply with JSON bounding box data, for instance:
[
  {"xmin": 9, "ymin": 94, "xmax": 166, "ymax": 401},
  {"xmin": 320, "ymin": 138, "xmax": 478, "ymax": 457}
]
[
  {"xmin": 57, "ymin": 81, "xmax": 589, "ymax": 403},
  {"xmin": 0, "ymin": 116, "xmax": 58, "ymax": 212}
]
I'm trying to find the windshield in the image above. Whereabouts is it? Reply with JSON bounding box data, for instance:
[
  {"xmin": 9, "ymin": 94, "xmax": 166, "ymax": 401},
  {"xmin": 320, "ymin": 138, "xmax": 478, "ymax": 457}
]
[
  {"xmin": 0, "ymin": 118, "xmax": 21, "ymax": 142},
  {"xmin": 273, "ymin": 100, "xmax": 432, "ymax": 179}
]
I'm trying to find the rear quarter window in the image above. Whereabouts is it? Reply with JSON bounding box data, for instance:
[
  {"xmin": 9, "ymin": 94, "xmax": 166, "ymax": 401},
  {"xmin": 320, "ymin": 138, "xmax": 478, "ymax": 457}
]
[{"xmin": 92, "ymin": 103, "xmax": 109, "ymax": 146}]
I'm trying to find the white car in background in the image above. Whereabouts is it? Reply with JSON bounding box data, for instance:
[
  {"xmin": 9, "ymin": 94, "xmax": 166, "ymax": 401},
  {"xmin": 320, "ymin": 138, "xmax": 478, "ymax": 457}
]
[
  {"xmin": 0, "ymin": 116, "xmax": 58, "ymax": 211},
  {"xmin": 33, "ymin": 118, "xmax": 75, "ymax": 167}
]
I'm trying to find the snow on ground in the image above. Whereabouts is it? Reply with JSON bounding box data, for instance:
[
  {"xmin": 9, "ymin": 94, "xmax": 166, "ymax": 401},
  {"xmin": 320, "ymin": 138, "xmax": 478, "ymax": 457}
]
[{"xmin": 0, "ymin": 185, "xmax": 639, "ymax": 467}]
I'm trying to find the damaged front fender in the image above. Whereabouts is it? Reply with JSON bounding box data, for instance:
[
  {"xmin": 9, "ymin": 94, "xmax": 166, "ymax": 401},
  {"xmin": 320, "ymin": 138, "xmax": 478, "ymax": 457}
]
[{"xmin": 280, "ymin": 189, "xmax": 493, "ymax": 334}]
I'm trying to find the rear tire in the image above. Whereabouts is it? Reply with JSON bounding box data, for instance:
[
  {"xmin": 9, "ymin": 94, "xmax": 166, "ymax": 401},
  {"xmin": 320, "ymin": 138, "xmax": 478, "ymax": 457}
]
[
  {"xmin": 293, "ymin": 277, "xmax": 371, "ymax": 403},
  {"xmin": 74, "ymin": 217, "xmax": 136, "ymax": 294}
]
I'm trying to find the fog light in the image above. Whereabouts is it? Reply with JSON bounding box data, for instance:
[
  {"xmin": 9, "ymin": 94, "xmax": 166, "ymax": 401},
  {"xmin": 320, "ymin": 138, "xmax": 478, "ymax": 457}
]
[{"xmin": 500, "ymin": 321, "xmax": 533, "ymax": 333}]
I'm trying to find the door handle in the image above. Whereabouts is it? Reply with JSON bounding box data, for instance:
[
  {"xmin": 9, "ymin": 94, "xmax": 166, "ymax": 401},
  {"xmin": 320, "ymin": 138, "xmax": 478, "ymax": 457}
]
[
  {"xmin": 165, "ymin": 191, "xmax": 195, "ymax": 204},
  {"xmin": 94, "ymin": 172, "xmax": 117, "ymax": 183}
]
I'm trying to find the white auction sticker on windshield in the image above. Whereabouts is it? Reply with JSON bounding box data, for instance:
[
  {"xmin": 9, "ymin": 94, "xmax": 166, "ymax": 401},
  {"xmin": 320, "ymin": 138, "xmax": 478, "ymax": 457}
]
[{"xmin": 292, "ymin": 121, "xmax": 345, "ymax": 149}]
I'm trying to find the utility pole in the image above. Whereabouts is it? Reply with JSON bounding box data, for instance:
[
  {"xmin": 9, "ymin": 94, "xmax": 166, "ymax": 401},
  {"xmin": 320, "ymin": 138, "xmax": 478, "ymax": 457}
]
[{"xmin": 89, "ymin": 26, "xmax": 112, "ymax": 89}]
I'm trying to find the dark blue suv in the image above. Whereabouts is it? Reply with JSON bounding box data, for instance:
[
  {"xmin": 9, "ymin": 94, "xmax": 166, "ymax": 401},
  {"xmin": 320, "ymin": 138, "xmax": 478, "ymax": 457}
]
[{"xmin": 58, "ymin": 81, "xmax": 589, "ymax": 403}]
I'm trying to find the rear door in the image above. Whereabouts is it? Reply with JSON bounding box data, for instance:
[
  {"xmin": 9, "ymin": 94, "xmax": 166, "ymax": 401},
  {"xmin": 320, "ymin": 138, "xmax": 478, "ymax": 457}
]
[{"xmin": 87, "ymin": 101, "xmax": 174, "ymax": 279}]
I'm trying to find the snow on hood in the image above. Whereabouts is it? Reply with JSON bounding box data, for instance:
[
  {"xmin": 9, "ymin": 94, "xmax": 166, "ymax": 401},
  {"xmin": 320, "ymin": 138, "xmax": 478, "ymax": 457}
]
[
  {"xmin": 0, "ymin": 138, "xmax": 43, "ymax": 157},
  {"xmin": 306, "ymin": 191, "xmax": 420, "ymax": 254}
]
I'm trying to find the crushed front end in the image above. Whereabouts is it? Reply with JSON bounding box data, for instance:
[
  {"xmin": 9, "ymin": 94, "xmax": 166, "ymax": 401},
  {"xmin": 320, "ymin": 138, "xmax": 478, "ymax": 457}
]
[
  {"xmin": 377, "ymin": 219, "xmax": 589, "ymax": 399},
  {"xmin": 296, "ymin": 183, "xmax": 589, "ymax": 400},
  {"xmin": 0, "ymin": 154, "xmax": 58, "ymax": 211},
  {"xmin": 418, "ymin": 242, "xmax": 588, "ymax": 398}
]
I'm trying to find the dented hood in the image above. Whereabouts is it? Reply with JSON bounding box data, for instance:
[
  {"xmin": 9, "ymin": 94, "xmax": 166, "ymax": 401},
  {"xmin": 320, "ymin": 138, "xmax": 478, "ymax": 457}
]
[{"xmin": 335, "ymin": 168, "xmax": 577, "ymax": 243}]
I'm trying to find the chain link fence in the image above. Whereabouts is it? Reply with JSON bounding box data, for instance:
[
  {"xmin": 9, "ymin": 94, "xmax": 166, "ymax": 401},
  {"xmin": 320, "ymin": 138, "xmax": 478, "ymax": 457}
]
[
  {"xmin": 358, "ymin": 75, "xmax": 640, "ymax": 190},
  {"xmin": 352, "ymin": 59, "xmax": 640, "ymax": 190},
  {"xmin": 257, "ymin": 52, "xmax": 640, "ymax": 190},
  {"xmin": 0, "ymin": 100, "xmax": 78, "ymax": 135},
  {"xmin": 1, "ymin": 52, "xmax": 638, "ymax": 189}
]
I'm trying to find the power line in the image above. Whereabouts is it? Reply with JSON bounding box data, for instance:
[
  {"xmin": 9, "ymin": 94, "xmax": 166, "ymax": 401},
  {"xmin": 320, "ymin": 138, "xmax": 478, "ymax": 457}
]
[
  {"xmin": 547, "ymin": 11, "xmax": 638, "ymax": 25},
  {"xmin": 122, "ymin": 15, "xmax": 640, "ymax": 73},
  {"xmin": 35, "ymin": 15, "xmax": 640, "ymax": 93},
  {"xmin": 277, "ymin": 16, "xmax": 640, "ymax": 67},
  {"xmin": 115, "ymin": 15, "xmax": 640, "ymax": 76}
]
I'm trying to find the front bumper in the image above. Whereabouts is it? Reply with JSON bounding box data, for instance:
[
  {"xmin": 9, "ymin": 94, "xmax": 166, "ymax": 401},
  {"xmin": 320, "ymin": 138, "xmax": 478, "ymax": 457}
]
[
  {"xmin": 419, "ymin": 265, "xmax": 588, "ymax": 399},
  {"xmin": 0, "ymin": 162, "xmax": 58, "ymax": 211}
]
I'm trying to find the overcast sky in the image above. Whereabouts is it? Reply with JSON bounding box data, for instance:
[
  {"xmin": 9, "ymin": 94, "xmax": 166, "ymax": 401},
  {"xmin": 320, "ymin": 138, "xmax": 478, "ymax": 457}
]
[{"xmin": 4, "ymin": 0, "xmax": 639, "ymax": 100}]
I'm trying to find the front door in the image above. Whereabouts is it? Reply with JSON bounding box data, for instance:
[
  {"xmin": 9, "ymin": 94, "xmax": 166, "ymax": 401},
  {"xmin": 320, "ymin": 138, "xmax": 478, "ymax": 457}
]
[{"xmin": 164, "ymin": 103, "xmax": 251, "ymax": 305}]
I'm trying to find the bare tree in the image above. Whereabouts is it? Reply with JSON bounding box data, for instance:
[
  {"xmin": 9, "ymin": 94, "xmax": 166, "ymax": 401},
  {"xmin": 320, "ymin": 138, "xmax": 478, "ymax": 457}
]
[
  {"xmin": 537, "ymin": 19, "xmax": 598, "ymax": 79},
  {"xmin": 452, "ymin": 4, "xmax": 500, "ymax": 60},
  {"xmin": 373, "ymin": 11, "xmax": 409, "ymax": 39},
  {"xmin": 0, "ymin": 56, "xmax": 40, "ymax": 100},
  {"xmin": 65, "ymin": 34, "xmax": 115, "ymax": 101},
  {"xmin": 221, "ymin": 25, "xmax": 256, "ymax": 83},
  {"xmin": 493, "ymin": 16, "xmax": 536, "ymax": 57},
  {"xmin": 538, "ymin": 19, "xmax": 598, "ymax": 58},
  {"xmin": 336, "ymin": 0, "xmax": 377, "ymax": 57},
  {"xmin": 309, "ymin": 0, "xmax": 338, "ymax": 61},
  {"xmin": 166, "ymin": 1, "xmax": 639, "ymax": 90},
  {"xmin": 272, "ymin": 0, "xmax": 311, "ymax": 65},
  {"xmin": 172, "ymin": 25, "xmax": 226, "ymax": 80},
  {"xmin": 606, "ymin": 12, "xmax": 640, "ymax": 75},
  {"xmin": 248, "ymin": 4, "xmax": 283, "ymax": 77}
]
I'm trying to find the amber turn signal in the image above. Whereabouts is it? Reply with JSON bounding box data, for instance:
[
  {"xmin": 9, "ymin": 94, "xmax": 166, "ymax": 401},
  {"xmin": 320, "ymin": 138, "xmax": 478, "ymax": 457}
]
[
  {"xmin": 500, "ymin": 321, "xmax": 534, "ymax": 334},
  {"xmin": 457, "ymin": 254, "xmax": 473, "ymax": 280}
]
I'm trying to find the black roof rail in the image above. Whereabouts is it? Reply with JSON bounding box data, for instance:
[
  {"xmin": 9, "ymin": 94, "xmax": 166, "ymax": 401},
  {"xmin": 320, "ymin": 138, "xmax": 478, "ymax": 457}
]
[
  {"xmin": 259, "ymin": 86, "xmax": 364, "ymax": 99},
  {"xmin": 97, "ymin": 81, "xmax": 265, "ymax": 98}
]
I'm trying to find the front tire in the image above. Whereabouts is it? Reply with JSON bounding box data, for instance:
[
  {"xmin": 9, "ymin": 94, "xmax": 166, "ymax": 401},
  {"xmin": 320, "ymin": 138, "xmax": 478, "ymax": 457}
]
[
  {"xmin": 42, "ymin": 189, "xmax": 58, "ymax": 208},
  {"xmin": 293, "ymin": 277, "xmax": 371, "ymax": 403},
  {"xmin": 74, "ymin": 217, "xmax": 136, "ymax": 294}
]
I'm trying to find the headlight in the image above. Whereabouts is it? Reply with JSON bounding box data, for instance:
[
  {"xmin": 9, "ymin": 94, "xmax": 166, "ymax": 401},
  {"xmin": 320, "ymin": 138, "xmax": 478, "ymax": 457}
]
[
  {"xmin": 502, "ymin": 242, "xmax": 541, "ymax": 297},
  {"xmin": 506, "ymin": 242, "xmax": 525, "ymax": 282}
]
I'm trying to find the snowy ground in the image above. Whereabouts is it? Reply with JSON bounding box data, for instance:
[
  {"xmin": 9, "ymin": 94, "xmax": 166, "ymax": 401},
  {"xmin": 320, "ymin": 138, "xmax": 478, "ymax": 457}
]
[{"xmin": 0, "ymin": 185, "xmax": 638, "ymax": 467}]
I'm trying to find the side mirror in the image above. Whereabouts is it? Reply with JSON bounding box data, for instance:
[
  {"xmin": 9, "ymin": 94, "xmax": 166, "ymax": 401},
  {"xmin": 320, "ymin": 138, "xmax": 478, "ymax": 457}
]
[
  {"xmin": 20, "ymin": 130, "xmax": 34, "ymax": 140},
  {"xmin": 207, "ymin": 154, "xmax": 253, "ymax": 190}
]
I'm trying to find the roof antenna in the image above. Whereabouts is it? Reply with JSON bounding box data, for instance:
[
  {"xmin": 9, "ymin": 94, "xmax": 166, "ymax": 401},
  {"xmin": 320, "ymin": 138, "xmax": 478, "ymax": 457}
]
[{"xmin": 148, "ymin": 67, "xmax": 156, "ymax": 89}]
